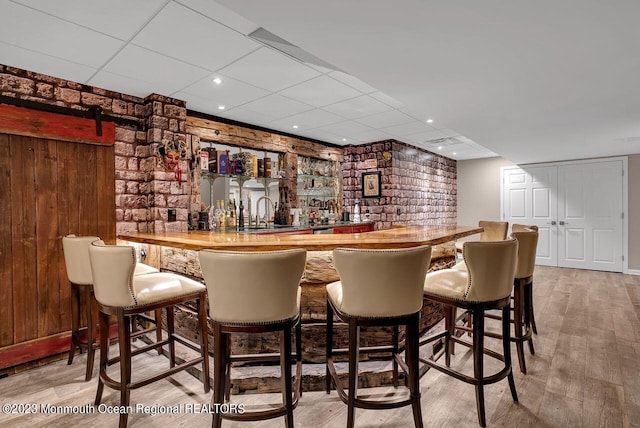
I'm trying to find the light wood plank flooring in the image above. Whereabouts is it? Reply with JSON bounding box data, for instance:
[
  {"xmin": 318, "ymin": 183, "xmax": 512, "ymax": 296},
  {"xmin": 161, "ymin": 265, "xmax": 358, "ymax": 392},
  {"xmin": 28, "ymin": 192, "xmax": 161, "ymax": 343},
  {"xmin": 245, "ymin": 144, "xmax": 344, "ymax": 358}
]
[{"xmin": 1, "ymin": 266, "xmax": 639, "ymax": 427}]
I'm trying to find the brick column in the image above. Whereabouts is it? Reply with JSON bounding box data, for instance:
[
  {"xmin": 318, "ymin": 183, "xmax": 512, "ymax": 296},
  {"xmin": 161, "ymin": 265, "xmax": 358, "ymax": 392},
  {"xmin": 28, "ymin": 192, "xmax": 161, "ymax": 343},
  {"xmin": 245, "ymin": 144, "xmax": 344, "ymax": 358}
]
[{"xmin": 144, "ymin": 94, "xmax": 190, "ymax": 233}]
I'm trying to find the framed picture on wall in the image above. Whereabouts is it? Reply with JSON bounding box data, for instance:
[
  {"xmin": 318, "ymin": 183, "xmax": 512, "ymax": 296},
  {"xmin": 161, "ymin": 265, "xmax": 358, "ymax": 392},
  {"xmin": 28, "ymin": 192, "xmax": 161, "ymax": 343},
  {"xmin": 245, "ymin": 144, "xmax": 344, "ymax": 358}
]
[{"xmin": 362, "ymin": 171, "xmax": 381, "ymax": 198}]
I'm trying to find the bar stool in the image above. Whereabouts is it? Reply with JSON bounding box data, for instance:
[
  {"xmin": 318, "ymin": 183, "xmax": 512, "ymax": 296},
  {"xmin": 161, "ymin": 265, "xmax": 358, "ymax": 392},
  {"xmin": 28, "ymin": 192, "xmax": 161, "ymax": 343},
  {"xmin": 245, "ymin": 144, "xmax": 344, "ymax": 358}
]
[
  {"xmin": 458, "ymin": 230, "xmax": 539, "ymax": 374},
  {"xmin": 89, "ymin": 241, "xmax": 210, "ymax": 428},
  {"xmin": 199, "ymin": 249, "xmax": 307, "ymax": 428},
  {"xmin": 421, "ymin": 239, "xmax": 518, "ymax": 427},
  {"xmin": 455, "ymin": 220, "xmax": 509, "ymax": 254},
  {"xmin": 511, "ymin": 224, "xmax": 540, "ymax": 335},
  {"xmin": 62, "ymin": 235, "xmax": 159, "ymax": 381},
  {"xmin": 326, "ymin": 246, "xmax": 432, "ymax": 428}
]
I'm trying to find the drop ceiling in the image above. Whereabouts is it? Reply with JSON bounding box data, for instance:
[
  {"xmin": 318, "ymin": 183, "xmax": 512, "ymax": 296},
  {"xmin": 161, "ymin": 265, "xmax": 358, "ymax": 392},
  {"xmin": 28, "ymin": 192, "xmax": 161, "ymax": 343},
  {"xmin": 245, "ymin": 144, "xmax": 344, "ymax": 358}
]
[{"xmin": 2, "ymin": 1, "xmax": 639, "ymax": 164}]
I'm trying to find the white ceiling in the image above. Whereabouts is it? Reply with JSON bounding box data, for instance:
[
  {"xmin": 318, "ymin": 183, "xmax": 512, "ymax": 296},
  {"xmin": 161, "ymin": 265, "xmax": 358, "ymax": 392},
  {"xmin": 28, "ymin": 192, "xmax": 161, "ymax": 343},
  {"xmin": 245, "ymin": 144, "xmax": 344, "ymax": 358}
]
[{"xmin": 2, "ymin": 1, "xmax": 639, "ymax": 164}]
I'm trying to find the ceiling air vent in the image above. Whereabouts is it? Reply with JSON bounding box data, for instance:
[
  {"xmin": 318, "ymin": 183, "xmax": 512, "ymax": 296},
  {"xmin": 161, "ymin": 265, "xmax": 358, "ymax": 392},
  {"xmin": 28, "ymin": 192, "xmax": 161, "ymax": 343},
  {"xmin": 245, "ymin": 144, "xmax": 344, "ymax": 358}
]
[{"xmin": 248, "ymin": 27, "xmax": 342, "ymax": 71}]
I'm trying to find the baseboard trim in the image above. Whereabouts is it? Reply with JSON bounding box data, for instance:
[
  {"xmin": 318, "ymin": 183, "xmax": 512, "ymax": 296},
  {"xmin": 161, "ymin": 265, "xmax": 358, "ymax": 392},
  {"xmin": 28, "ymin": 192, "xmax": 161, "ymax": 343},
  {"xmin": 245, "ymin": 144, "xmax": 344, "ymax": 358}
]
[
  {"xmin": 0, "ymin": 324, "xmax": 118, "ymax": 370},
  {"xmin": 0, "ymin": 332, "xmax": 71, "ymax": 370},
  {"xmin": 625, "ymin": 269, "xmax": 640, "ymax": 276}
]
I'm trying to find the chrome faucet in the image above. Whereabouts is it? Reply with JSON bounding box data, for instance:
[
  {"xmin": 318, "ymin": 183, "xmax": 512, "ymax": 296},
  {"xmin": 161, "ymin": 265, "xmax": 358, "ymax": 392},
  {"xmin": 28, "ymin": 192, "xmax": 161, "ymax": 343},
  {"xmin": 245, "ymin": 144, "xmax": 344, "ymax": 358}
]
[{"xmin": 256, "ymin": 195, "xmax": 275, "ymax": 227}]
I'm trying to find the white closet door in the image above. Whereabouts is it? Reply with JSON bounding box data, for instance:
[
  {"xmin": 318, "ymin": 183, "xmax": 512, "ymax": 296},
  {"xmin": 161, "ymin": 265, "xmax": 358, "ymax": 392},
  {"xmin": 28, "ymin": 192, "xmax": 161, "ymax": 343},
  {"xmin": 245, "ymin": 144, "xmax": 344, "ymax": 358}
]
[
  {"xmin": 503, "ymin": 166, "xmax": 558, "ymax": 266},
  {"xmin": 557, "ymin": 160, "xmax": 623, "ymax": 271}
]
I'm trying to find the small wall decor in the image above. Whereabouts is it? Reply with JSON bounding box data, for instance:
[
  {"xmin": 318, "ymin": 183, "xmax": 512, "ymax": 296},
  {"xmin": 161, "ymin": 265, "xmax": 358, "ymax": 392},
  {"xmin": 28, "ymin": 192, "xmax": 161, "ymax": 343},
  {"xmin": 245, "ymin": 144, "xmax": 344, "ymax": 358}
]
[
  {"xmin": 362, "ymin": 171, "xmax": 381, "ymax": 198},
  {"xmin": 158, "ymin": 139, "xmax": 188, "ymax": 185}
]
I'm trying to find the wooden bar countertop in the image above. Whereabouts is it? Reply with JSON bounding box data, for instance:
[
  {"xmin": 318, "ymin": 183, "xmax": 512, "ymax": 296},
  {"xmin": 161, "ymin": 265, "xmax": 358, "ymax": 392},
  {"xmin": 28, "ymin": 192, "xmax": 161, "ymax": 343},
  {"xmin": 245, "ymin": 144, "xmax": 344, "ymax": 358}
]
[{"xmin": 118, "ymin": 225, "xmax": 482, "ymax": 252}]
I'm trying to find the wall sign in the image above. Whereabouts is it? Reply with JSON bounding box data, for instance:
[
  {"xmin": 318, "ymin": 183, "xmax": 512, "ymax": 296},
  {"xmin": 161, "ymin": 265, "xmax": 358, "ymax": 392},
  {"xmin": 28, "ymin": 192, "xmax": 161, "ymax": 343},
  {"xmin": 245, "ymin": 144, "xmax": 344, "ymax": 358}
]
[{"xmin": 362, "ymin": 171, "xmax": 382, "ymax": 198}]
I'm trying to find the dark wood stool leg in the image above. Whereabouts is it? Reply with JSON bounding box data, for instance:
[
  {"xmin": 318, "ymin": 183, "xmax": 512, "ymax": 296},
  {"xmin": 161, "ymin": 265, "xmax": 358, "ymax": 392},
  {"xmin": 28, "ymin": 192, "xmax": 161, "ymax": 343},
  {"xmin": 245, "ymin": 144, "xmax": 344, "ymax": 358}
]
[
  {"xmin": 326, "ymin": 301, "xmax": 334, "ymax": 394},
  {"xmin": 197, "ymin": 295, "xmax": 211, "ymax": 392},
  {"xmin": 68, "ymin": 284, "xmax": 80, "ymax": 365},
  {"xmin": 212, "ymin": 323, "xmax": 225, "ymax": 428},
  {"xmin": 513, "ymin": 284, "xmax": 527, "ymax": 374},
  {"xmin": 407, "ymin": 315, "xmax": 424, "ymax": 428},
  {"xmin": 95, "ymin": 310, "xmax": 110, "ymax": 406},
  {"xmin": 502, "ymin": 306, "xmax": 518, "ymax": 403},
  {"xmin": 167, "ymin": 306, "xmax": 176, "ymax": 368},
  {"xmin": 84, "ymin": 286, "xmax": 96, "ymax": 381},
  {"xmin": 295, "ymin": 314, "xmax": 302, "ymax": 397},
  {"xmin": 445, "ymin": 305, "xmax": 456, "ymax": 367},
  {"xmin": 224, "ymin": 333, "xmax": 231, "ymax": 402},
  {"xmin": 347, "ymin": 319, "xmax": 360, "ymax": 428},
  {"xmin": 117, "ymin": 312, "xmax": 132, "ymax": 428},
  {"xmin": 524, "ymin": 283, "xmax": 536, "ymax": 354},
  {"xmin": 281, "ymin": 322, "xmax": 294, "ymax": 428},
  {"xmin": 392, "ymin": 325, "xmax": 399, "ymax": 387},
  {"xmin": 473, "ymin": 309, "xmax": 486, "ymax": 428},
  {"xmin": 155, "ymin": 309, "xmax": 163, "ymax": 355},
  {"xmin": 528, "ymin": 282, "xmax": 538, "ymax": 335}
]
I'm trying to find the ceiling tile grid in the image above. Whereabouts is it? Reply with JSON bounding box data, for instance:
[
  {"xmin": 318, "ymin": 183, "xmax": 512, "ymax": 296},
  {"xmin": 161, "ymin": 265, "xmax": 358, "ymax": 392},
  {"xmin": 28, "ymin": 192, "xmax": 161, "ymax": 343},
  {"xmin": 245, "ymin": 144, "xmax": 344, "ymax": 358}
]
[{"xmin": 0, "ymin": 0, "xmax": 498, "ymax": 161}]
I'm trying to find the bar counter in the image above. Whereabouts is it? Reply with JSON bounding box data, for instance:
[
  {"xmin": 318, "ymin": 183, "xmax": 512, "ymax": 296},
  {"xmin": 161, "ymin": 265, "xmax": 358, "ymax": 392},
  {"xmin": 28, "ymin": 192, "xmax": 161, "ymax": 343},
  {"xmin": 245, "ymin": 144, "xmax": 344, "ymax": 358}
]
[
  {"xmin": 118, "ymin": 225, "xmax": 482, "ymax": 392},
  {"xmin": 118, "ymin": 224, "xmax": 482, "ymax": 252}
]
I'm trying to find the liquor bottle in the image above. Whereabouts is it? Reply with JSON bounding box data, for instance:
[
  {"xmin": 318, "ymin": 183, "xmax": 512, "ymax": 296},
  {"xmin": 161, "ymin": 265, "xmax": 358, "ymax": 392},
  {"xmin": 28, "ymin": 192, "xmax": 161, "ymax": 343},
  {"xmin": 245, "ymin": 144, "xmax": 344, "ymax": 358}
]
[
  {"xmin": 257, "ymin": 158, "xmax": 265, "ymax": 178},
  {"xmin": 217, "ymin": 200, "xmax": 226, "ymax": 232},
  {"xmin": 252, "ymin": 155, "xmax": 258, "ymax": 177},
  {"xmin": 238, "ymin": 198, "xmax": 245, "ymax": 230},
  {"xmin": 217, "ymin": 151, "xmax": 228, "ymax": 174},
  {"xmin": 226, "ymin": 200, "xmax": 236, "ymax": 229},
  {"xmin": 264, "ymin": 157, "xmax": 271, "ymax": 178},
  {"xmin": 328, "ymin": 203, "xmax": 336, "ymax": 224},
  {"xmin": 208, "ymin": 148, "xmax": 217, "ymax": 173},
  {"xmin": 353, "ymin": 198, "xmax": 361, "ymax": 223},
  {"xmin": 200, "ymin": 150, "xmax": 209, "ymax": 172},
  {"xmin": 273, "ymin": 202, "xmax": 279, "ymax": 225}
]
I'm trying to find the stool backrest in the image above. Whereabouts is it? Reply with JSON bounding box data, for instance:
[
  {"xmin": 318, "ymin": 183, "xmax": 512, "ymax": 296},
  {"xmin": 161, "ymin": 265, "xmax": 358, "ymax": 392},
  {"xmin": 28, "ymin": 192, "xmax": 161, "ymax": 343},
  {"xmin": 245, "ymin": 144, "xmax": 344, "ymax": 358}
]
[
  {"xmin": 512, "ymin": 230, "xmax": 538, "ymax": 279},
  {"xmin": 512, "ymin": 224, "xmax": 539, "ymax": 232},
  {"xmin": 478, "ymin": 220, "xmax": 509, "ymax": 241},
  {"xmin": 199, "ymin": 249, "xmax": 307, "ymax": 324},
  {"xmin": 62, "ymin": 235, "xmax": 99, "ymax": 286},
  {"xmin": 89, "ymin": 241, "xmax": 137, "ymax": 308},
  {"xmin": 332, "ymin": 246, "xmax": 431, "ymax": 317},
  {"xmin": 463, "ymin": 239, "xmax": 518, "ymax": 303}
]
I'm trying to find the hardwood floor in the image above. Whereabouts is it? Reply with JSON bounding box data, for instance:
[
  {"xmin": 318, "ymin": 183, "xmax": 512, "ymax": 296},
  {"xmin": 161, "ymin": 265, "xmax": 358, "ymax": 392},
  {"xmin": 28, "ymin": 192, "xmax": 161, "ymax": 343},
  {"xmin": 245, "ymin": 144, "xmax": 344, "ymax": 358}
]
[{"xmin": 1, "ymin": 266, "xmax": 639, "ymax": 427}]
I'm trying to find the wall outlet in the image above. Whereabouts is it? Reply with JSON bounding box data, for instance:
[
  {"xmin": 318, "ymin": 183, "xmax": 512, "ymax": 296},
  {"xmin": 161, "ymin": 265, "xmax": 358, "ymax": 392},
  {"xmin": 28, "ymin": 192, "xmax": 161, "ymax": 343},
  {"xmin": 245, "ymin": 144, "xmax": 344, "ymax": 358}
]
[{"xmin": 168, "ymin": 208, "xmax": 177, "ymax": 222}]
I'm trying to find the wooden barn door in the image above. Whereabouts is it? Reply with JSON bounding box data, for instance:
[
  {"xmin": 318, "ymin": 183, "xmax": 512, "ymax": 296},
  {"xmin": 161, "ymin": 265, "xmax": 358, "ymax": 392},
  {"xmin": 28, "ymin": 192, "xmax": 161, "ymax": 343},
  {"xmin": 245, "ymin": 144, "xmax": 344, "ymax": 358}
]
[{"xmin": 0, "ymin": 105, "xmax": 115, "ymax": 369}]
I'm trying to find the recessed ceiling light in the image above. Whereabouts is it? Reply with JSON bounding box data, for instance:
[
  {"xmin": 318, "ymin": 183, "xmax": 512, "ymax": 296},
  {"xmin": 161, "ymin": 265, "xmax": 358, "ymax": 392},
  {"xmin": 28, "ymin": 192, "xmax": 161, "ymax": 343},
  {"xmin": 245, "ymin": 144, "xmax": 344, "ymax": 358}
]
[
  {"xmin": 342, "ymin": 138, "xmax": 347, "ymax": 142},
  {"xmin": 217, "ymin": 105, "xmax": 225, "ymax": 110},
  {"xmin": 452, "ymin": 152, "xmax": 457, "ymax": 155},
  {"xmin": 213, "ymin": 77, "xmax": 222, "ymax": 85},
  {"xmin": 426, "ymin": 118, "xmax": 434, "ymax": 124},
  {"xmin": 438, "ymin": 146, "xmax": 443, "ymax": 150},
  {"xmin": 293, "ymin": 125, "xmax": 299, "ymax": 129}
]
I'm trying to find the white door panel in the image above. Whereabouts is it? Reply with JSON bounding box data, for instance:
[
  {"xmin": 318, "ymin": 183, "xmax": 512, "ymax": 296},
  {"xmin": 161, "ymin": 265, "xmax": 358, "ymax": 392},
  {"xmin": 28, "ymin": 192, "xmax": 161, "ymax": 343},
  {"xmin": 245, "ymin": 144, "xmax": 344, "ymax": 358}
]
[
  {"xmin": 503, "ymin": 166, "xmax": 557, "ymax": 266},
  {"xmin": 557, "ymin": 161, "xmax": 622, "ymax": 271},
  {"xmin": 535, "ymin": 226, "xmax": 553, "ymax": 260}
]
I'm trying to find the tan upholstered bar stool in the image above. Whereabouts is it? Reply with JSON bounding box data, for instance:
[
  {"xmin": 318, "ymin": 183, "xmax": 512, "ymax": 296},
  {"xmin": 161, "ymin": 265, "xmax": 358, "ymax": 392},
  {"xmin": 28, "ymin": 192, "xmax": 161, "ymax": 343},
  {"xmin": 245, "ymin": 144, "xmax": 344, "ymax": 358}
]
[
  {"xmin": 421, "ymin": 239, "xmax": 519, "ymax": 427},
  {"xmin": 455, "ymin": 220, "xmax": 509, "ymax": 254},
  {"xmin": 464, "ymin": 229, "xmax": 539, "ymax": 374},
  {"xmin": 89, "ymin": 241, "xmax": 210, "ymax": 428},
  {"xmin": 62, "ymin": 235, "xmax": 159, "ymax": 381},
  {"xmin": 199, "ymin": 249, "xmax": 307, "ymax": 428},
  {"xmin": 454, "ymin": 227, "xmax": 539, "ymax": 373},
  {"xmin": 326, "ymin": 246, "xmax": 432, "ymax": 428}
]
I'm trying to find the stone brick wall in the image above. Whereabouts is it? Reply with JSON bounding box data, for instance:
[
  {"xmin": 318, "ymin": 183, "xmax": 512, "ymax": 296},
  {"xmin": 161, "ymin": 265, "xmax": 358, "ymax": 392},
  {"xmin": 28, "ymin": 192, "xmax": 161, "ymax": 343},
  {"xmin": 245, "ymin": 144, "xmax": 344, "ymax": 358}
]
[
  {"xmin": 0, "ymin": 65, "xmax": 193, "ymax": 234},
  {"xmin": 342, "ymin": 139, "xmax": 457, "ymax": 229}
]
